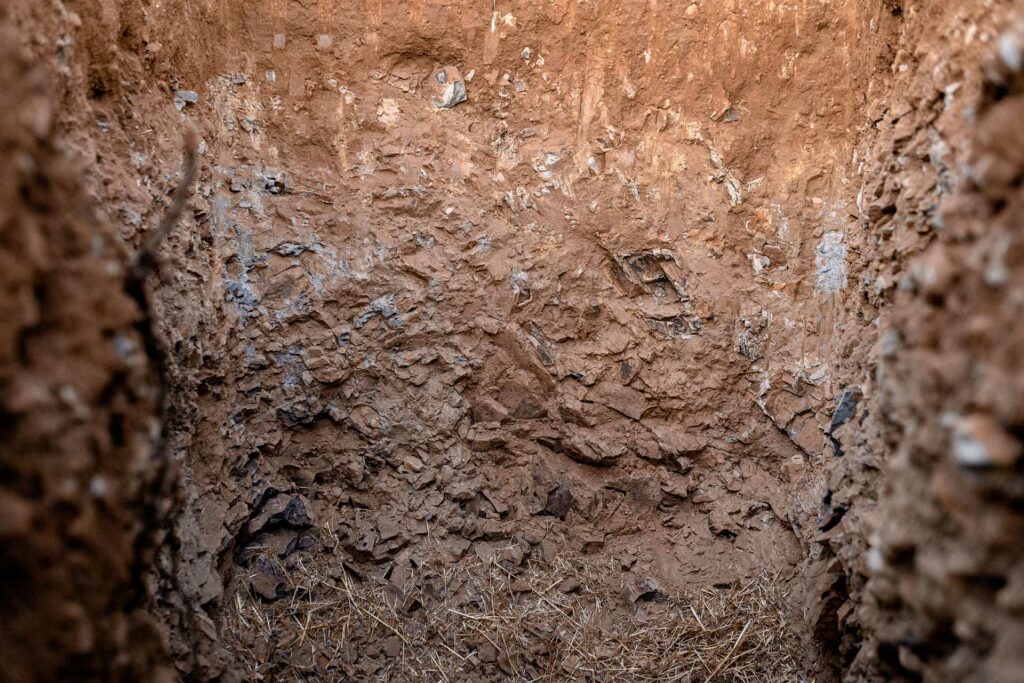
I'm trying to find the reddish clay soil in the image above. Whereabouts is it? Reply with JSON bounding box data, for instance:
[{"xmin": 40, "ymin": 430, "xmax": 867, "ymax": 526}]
[{"xmin": 1, "ymin": 1, "xmax": 1023, "ymax": 681}]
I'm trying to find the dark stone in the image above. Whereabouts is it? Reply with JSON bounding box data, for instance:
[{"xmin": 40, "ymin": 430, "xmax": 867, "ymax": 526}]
[
  {"xmin": 628, "ymin": 576, "xmax": 667, "ymax": 603},
  {"xmin": 542, "ymin": 482, "xmax": 573, "ymax": 520},
  {"xmin": 250, "ymin": 555, "xmax": 287, "ymax": 601},
  {"xmin": 829, "ymin": 386, "xmax": 863, "ymax": 456}
]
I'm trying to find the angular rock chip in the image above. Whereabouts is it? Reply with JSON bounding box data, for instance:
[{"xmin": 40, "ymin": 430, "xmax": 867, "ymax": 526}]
[
  {"xmin": 249, "ymin": 556, "xmax": 287, "ymax": 601},
  {"xmin": 542, "ymin": 482, "xmax": 573, "ymax": 520},
  {"xmin": 432, "ymin": 66, "xmax": 468, "ymax": 109}
]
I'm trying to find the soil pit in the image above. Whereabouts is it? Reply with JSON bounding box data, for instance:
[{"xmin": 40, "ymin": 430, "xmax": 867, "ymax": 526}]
[{"xmin": 2, "ymin": 1, "xmax": 1024, "ymax": 682}]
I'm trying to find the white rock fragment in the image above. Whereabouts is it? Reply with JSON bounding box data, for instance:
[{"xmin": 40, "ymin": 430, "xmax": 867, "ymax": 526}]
[
  {"xmin": 866, "ymin": 546, "xmax": 885, "ymax": 573},
  {"xmin": 89, "ymin": 476, "xmax": 109, "ymax": 498},
  {"xmin": 983, "ymin": 234, "xmax": 1012, "ymax": 287},
  {"xmin": 998, "ymin": 29, "xmax": 1023, "ymax": 72},
  {"xmin": 747, "ymin": 253, "xmax": 771, "ymax": 274},
  {"xmin": 952, "ymin": 414, "xmax": 1023, "ymax": 468},
  {"xmin": 377, "ymin": 98, "xmax": 401, "ymax": 126},
  {"xmin": 815, "ymin": 232, "xmax": 848, "ymax": 293}
]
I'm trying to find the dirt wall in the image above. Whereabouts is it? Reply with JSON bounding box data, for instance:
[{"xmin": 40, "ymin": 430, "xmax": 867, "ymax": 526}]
[
  {"xmin": 119, "ymin": 1, "xmax": 904, "ymax": 676},
  {"xmin": 0, "ymin": 26, "xmax": 173, "ymax": 683},
  {"xmin": 816, "ymin": 3, "xmax": 1024, "ymax": 680}
]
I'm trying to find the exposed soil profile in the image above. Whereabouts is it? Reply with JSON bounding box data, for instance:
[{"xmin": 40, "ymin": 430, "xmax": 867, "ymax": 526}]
[{"xmin": 1, "ymin": 1, "xmax": 1023, "ymax": 681}]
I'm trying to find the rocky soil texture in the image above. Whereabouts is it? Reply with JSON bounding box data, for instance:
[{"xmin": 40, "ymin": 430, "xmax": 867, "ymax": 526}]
[{"xmin": 1, "ymin": 1, "xmax": 1023, "ymax": 681}]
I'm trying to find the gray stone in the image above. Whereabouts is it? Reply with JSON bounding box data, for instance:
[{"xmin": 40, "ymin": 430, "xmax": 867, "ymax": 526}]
[
  {"xmin": 433, "ymin": 67, "xmax": 468, "ymax": 109},
  {"xmin": 173, "ymin": 89, "xmax": 199, "ymax": 111},
  {"xmin": 174, "ymin": 89, "xmax": 199, "ymax": 103},
  {"xmin": 438, "ymin": 80, "xmax": 467, "ymax": 108}
]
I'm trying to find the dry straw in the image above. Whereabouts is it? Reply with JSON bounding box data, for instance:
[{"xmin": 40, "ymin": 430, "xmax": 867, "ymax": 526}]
[{"xmin": 228, "ymin": 546, "xmax": 803, "ymax": 682}]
